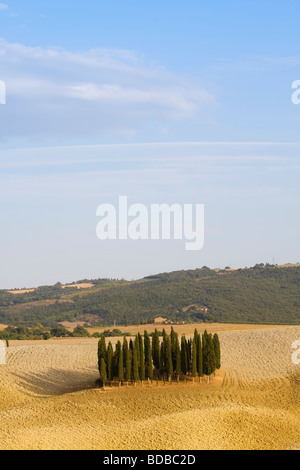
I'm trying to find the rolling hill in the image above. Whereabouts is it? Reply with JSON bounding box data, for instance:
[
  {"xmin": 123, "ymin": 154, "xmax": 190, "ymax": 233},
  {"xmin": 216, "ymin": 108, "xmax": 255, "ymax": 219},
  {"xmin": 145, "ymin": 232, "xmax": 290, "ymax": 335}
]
[{"xmin": 0, "ymin": 264, "xmax": 299, "ymax": 328}]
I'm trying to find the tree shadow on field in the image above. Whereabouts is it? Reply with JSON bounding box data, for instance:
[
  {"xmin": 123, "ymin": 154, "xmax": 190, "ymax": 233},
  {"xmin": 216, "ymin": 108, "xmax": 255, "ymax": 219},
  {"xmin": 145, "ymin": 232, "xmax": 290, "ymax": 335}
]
[{"xmin": 11, "ymin": 366, "xmax": 98, "ymax": 397}]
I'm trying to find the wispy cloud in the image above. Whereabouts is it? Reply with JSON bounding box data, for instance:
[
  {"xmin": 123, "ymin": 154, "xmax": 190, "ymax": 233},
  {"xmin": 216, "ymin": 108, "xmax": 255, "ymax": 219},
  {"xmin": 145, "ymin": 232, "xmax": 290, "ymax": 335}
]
[
  {"xmin": 0, "ymin": 141, "xmax": 299, "ymax": 171},
  {"xmin": 0, "ymin": 3, "xmax": 8, "ymax": 10},
  {"xmin": 0, "ymin": 38, "xmax": 216, "ymax": 143}
]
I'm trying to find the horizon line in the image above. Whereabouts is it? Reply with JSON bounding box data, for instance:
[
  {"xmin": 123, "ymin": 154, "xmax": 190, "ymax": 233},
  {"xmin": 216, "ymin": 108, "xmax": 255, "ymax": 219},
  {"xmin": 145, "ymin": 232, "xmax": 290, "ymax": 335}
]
[{"xmin": 3, "ymin": 262, "xmax": 300, "ymax": 292}]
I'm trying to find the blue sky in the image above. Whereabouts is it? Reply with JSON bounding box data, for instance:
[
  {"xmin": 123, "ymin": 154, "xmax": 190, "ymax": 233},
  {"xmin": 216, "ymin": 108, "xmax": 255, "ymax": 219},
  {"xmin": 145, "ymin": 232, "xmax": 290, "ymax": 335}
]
[{"xmin": 0, "ymin": 1, "xmax": 299, "ymax": 288}]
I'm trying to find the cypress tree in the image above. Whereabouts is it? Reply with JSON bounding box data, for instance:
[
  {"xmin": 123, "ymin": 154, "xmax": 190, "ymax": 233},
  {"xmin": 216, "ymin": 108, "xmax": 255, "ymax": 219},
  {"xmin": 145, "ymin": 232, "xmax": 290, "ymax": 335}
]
[
  {"xmin": 160, "ymin": 331, "xmax": 171, "ymax": 378},
  {"xmin": 99, "ymin": 358, "xmax": 107, "ymax": 389},
  {"xmin": 181, "ymin": 336, "xmax": 188, "ymax": 376},
  {"xmin": 152, "ymin": 329, "xmax": 161, "ymax": 372},
  {"xmin": 144, "ymin": 331, "xmax": 153, "ymax": 382},
  {"xmin": 197, "ymin": 333, "xmax": 203, "ymax": 381},
  {"xmin": 162, "ymin": 328, "xmax": 167, "ymax": 342},
  {"xmin": 98, "ymin": 336, "xmax": 106, "ymax": 373},
  {"xmin": 117, "ymin": 340, "xmax": 124, "ymax": 386},
  {"xmin": 208, "ymin": 334, "xmax": 216, "ymax": 377},
  {"xmin": 203, "ymin": 332, "xmax": 216, "ymax": 381},
  {"xmin": 187, "ymin": 338, "xmax": 192, "ymax": 372},
  {"xmin": 132, "ymin": 344, "xmax": 139, "ymax": 386},
  {"xmin": 113, "ymin": 340, "xmax": 121, "ymax": 379},
  {"xmin": 194, "ymin": 328, "xmax": 199, "ymax": 345},
  {"xmin": 139, "ymin": 333, "xmax": 145, "ymax": 384},
  {"xmin": 135, "ymin": 335, "xmax": 141, "ymax": 367},
  {"xmin": 160, "ymin": 340, "xmax": 165, "ymax": 377},
  {"xmin": 191, "ymin": 337, "xmax": 197, "ymax": 383},
  {"xmin": 125, "ymin": 347, "xmax": 132, "ymax": 386},
  {"xmin": 165, "ymin": 335, "xmax": 173, "ymax": 381},
  {"xmin": 175, "ymin": 333, "xmax": 181, "ymax": 378},
  {"xmin": 106, "ymin": 341, "xmax": 113, "ymax": 385},
  {"xmin": 123, "ymin": 337, "xmax": 129, "ymax": 370},
  {"xmin": 202, "ymin": 330, "xmax": 208, "ymax": 376},
  {"xmin": 123, "ymin": 337, "xmax": 131, "ymax": 386},
  {"xmin": 170, "ymin": 327, "xmax": 177, "ymax": 371},
  {"xmin": 213, "ymin": 333, "xmax": 221, "ymax": 370}
]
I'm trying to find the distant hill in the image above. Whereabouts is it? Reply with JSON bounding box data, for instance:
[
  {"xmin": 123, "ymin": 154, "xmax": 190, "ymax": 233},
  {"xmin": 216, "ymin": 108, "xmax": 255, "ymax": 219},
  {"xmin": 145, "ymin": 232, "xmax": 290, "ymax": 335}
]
[{"xmin": 0, "ymin": 264, "xmax": 299, "ymax": 327}]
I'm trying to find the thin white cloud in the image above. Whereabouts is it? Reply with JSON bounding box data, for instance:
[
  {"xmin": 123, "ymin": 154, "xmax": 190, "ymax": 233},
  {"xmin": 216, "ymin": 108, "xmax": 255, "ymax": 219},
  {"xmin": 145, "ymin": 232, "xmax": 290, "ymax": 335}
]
[
  {"xmin": 67, "ymin": 83, "xmax": 207, "ymax": 117},
  {"xmin": 0, "ymin": 38, "xmax": 216, "ymax": 142},
  {"xmin": 0, "ymin": 141, "xmax": 299, "ymax": 170},
  {"xmin": 0, "ymin": 3, "xmax": 8, "ymax": 10}
]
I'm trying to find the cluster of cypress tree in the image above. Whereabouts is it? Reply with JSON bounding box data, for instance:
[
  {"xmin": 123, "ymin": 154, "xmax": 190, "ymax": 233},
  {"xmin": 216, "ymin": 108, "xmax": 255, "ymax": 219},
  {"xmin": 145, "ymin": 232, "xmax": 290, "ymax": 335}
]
[{"xmin": 98, "ymin": 328, "xmax": 221, "ymax": 388}]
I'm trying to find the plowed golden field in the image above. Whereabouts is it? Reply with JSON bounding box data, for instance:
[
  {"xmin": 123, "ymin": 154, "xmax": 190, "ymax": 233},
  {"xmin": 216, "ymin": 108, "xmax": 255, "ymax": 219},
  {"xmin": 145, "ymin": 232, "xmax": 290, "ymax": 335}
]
[{"xmin": 0, "ymin": 325, "xmax": 299, "ymax": 450}]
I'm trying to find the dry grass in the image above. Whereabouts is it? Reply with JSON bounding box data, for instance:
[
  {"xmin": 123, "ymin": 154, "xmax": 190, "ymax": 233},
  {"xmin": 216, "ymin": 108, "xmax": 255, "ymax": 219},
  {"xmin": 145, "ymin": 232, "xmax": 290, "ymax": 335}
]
[
  {"xmin": 86, "ymin": 322, "xmax": 291, "ymax": 337},
  {"xmin": 7, "ymin": 283, "xmax": 95, "ymax": 294},
  {"xmin": 7, "ymin": 289, "xmax": 35, "ymax": 295},
  {"xmin": 0, "ymin": 325, "xmax": 299, "ymax": 450},
  {"xmin": 61, "ymin": 283, "xmax": 94, "ymax": 290}
]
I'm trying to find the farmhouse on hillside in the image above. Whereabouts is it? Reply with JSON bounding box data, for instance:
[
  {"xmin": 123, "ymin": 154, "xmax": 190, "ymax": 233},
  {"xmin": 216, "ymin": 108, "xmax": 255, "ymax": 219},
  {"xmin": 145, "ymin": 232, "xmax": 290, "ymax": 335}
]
[{"xmin": 154, "ymin": 316, "xmax": 168, "ymax": 325}]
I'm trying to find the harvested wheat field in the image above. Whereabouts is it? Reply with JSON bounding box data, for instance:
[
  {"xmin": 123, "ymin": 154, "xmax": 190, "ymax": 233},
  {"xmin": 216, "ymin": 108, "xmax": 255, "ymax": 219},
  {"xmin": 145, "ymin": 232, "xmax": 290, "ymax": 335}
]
[
  {"xmin": 61, "ymin": 283, "xmax": 94, "ymax": 290},
  {"xmin": 7, "ymin": 289, "xmax": 35, "ymax": 295},
  {"xmin": 0, "ymin": 325, "xmax": 299, "ymax": 450},
  {"xmin": 86, "ymin": 322, "xmax": 292, "ymax": 337}
]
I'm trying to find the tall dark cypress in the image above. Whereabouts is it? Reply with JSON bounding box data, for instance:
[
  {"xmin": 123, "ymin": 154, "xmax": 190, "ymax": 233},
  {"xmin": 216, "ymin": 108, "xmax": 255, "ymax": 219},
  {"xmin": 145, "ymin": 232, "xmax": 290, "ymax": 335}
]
[
  {"xmin": 160, "ymin": 330, "xmax": 170, "ymax": 377},
  {"xmin": 139, "ymin": 333, "xmax": 145, "ymax": 383},
  {"xmin": 202, "ymin": 331, "xmax": 216, "ymax": 378},
  {"xmin": 194, "ymin": 328, "xmax": 199, "ymax": 344},
  {"xmin": 187, "ymin": 338, "xmax": 192, "ymax": 372},
  {"xmin": 181, "ymin": 336, "xmax": 188, "ymax": 375},
  {"xmin": 117, "ymin": 341, "xmax": 124, "ymax": 385},
  {"xmin": 106, "ymin": 341, "xmax": 113, "ymax": 384},
  {"xmin": 160, "ymin": 340, "xmax": 165, "ymax": 376},
  {"xmin": 113, "ymin": 340, "xmax": 121, "ymax": 378},
  {"xmin": 152, "ymin": 329, "xmax": 160, "ymax": 371},
  {"xmin": 170, "ymin": 327, "xmax": 177, "ymax": 371},
  {"xmin": 196, "ymin": 333, "xmax": 203, "ymax": 380},
  {"xmin": 202, "ymin": 330, "xmax": 208, "ymax": 376},
  {"xmin": 191, "ymin": 337, "xmax": 197, "ymax": 382},
  {"xmin": 98, "ymin": 336, "xmax": 107, "ymax": 374},
  {"xmin": 175, "ymin": 333, "xmax": 181, "ymax": 378},
  {"xmin": 123, "ymin": 337, "xmax": 131, "ymax": 385},
  {"xmin": 213, "ymin": 333, "xmax": 221, "ymax": 370},
  {"xmin": 132, "ymin": 344, "xmax": 139, "ymax": 386},
  {"xmin": 125, "ymin": 347, "xmax": 132, "ymax": 385},
  {"xmin": 165, "ymin": 335, "xmax": 173, "ymax": 381},
  {"xmin": 135, "ymin": 335, "xmax": 141, "ymax": 367},
  {"xmin": 208, "ymin": 334, "xmax": 217, "ymax": 376},
  {"xmin": 123, "ymin": 337, "xmax": 129, "ymax": 369},
  {"xmin": 144, "ymin": 331, "xmax": 153, "ymax": 381},
  {"xmin": 99, "ymin": 358, "xmax": 107, "ymax": 389}
]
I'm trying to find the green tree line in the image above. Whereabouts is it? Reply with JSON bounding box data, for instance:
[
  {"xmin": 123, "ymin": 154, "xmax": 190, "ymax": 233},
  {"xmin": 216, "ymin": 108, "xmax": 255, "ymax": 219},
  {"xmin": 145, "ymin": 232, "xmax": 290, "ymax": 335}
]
[{"xmin": 97, "ymin": 328, "xmax": 221, "ymax": 388}]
